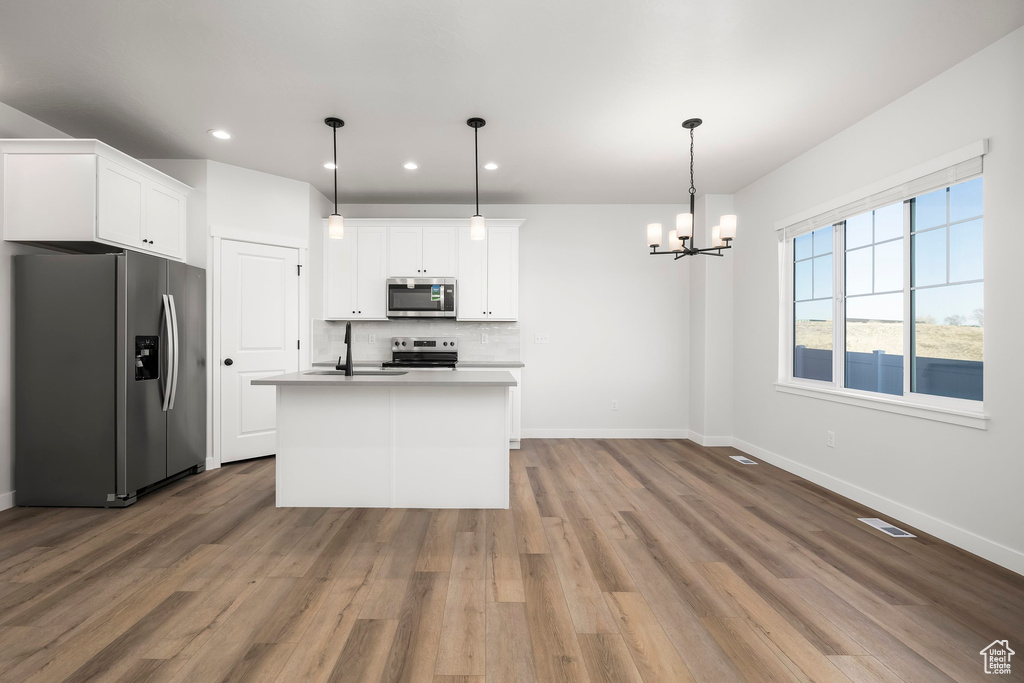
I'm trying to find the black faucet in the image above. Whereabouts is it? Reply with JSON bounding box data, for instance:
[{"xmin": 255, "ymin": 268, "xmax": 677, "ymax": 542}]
[{"xmin": 335, "ymin": 321, "xmax": 354, "ymax": 376}]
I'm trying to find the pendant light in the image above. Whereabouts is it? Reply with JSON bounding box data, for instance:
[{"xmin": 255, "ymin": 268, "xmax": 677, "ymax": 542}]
[
  {"xmin": 467, "ymin": 117, "xmax": 486, "ymax": 240},
  {"xmin": 325, "ymin": 117, "xmax": 345, "ymax": 239},
  {"xmin": 647, "ymin": 118, "xmax": 736, "ymax": 259}
]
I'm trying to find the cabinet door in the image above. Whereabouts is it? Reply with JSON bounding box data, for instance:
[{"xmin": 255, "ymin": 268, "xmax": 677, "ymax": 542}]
[
  {"xmin": 509, "ymin": 385, "xmax": 521, "ymax": 441},
  {"xmin": 355, "ymin": 226, "xmax": 388, "ymax": 319},
  {"xmin": 324, "ymin": 226, "xmax": 358, "ymax": 319},
  {"xmin": 96, "ymin": 158, "xmax": 145, "ymax": 248},
  {"xmin": 143, "ymin": 182, "xmax": 185, "ymax": 259},
  {"xmin": 486, "ymin": 225, "xmax": 519, "ymax": 320},
  {"xmin": 422, "ymin": 226, "xmax": 457, "ymax": 276},
  {"xmin": 457, "ymin": 226, "xmax": 488, "ymax": 321},
  {"xmin": 388, "ymin": 227, "xmax": 423, "ymax": 276}
]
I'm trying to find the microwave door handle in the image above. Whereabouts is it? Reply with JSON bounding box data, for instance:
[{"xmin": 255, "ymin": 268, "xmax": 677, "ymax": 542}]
[
  {"xmin": 168, "ymin": 294, "xmax": 180, "ymax": 410},
  {"xmin": 161, "ymin": 295, "xmax": 173, "ymax": 412}
]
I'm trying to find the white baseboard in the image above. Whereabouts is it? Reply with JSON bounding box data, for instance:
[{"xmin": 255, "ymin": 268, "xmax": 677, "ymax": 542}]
[
  {"xmin": 0, "ymin": 490, "xmax": 13, "ymax": 511},
  {"xmin": 205, "ymin": 457, "xmax": 220, "ymax": 471},
  {"xmin": 687, "ymin": 431, "xmax": 733, "ymax": 447},
  {"xmin": 521, "ymin": 429, "xmax": 689, "ymax": 439},
  {"xmin": 732, "ymin": 437, "xmax": 1024, "ymax": 577}
]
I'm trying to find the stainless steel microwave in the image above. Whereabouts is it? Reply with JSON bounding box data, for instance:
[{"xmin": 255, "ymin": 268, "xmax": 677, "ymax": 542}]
[{"xmin": 386, "ymin": 278, "xmax": 457, "ymax": 318}]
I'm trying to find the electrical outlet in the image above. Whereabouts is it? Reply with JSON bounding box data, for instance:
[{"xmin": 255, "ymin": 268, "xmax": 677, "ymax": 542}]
[
  {"xmin": 481, "ymin": 333, "xmax": 488, "ymax": 344},
  {"xmin": 611, "ymin": 399, "xmax": 619, "ymax": 411},
  {"xmin": 827, "ymin": 431, "xmax": 835, "ymax": 448},
  {"xmin": 534, "ymin": 333, "xmax": 551, "ymax": 344},
  {"xmin": 368, "ymin": 334, "xmax": 377, "ymax": 344}
]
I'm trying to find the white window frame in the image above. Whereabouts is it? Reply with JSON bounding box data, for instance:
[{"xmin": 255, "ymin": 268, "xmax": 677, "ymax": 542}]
[{"xmin": 776, "ymin": 143, "xmax": 988, "ymax": 430}]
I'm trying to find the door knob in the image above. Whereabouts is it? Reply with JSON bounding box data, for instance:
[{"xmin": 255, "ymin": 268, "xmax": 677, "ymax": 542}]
[{"xmin": 224, "ymin": 358, "xmax": 233, "ymax": 366}]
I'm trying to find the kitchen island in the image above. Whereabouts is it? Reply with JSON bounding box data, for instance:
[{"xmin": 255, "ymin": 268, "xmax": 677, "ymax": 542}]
[{"xmin": 251, "ymin": 369, "xmax": 516, "ymax": 508}]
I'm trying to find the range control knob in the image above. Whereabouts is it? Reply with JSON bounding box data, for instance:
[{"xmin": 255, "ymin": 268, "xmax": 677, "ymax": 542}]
[
  {"xmin": 395, "ymin": 341, "xmax": 400, "ymax": 346},
  {"xmin": 401, "ymin": 341, "xmax": 407, "ymax": 346}
]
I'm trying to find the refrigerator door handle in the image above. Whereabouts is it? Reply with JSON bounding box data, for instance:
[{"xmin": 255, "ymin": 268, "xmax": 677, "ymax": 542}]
[
  {"xmin": 161, "ymin": 294, "xmax": 173, "ymax": 412},
  {"xmin": 168, "ymin": 293, "xmax": 180, "ymax": 410}
]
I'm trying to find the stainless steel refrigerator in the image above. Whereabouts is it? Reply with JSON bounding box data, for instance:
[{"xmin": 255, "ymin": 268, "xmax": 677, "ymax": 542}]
[{"xmin": 14, "ymin": 251, "xmax": 206, "ymax": 506}]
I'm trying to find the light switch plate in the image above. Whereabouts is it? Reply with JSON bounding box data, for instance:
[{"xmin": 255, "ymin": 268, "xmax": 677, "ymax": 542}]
[{"xmin": 534, "ymin": 333, "xmax": 551, "ymax": 344}]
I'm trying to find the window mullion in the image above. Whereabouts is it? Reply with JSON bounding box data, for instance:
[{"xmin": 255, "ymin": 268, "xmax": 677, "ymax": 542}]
[
  {"xmin": 834, "ymin": 221, "xmax": 845, "ymax": 390},
  {"xmin": 903, "ymin": 200, "xmax": 912, "ymax": 396}
]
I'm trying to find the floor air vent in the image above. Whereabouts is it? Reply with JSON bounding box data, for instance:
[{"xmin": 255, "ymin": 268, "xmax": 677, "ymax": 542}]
[
  {"xmin": 858, "ymin": 517, "xmax": 916, "ymax": 537},
  {"xmin": 730, "ymin": 455, "xmax": 758, "ymax": 465}
]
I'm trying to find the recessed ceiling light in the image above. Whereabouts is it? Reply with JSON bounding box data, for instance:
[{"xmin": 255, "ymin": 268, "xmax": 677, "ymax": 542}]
[
  {"xmin": 208, "ymin": 129, "xmax": 231, "ymax": 140},
  {"xmin": 323, "ymin": 162, "xmax": 337, "ymax": 170},
  {"xmin": 483, "ymin": 162, "xmax": 499, "ymax": 170},
  {"xmin": 403, "ymin": 161, "xmax": 419, "ymax": 170}
]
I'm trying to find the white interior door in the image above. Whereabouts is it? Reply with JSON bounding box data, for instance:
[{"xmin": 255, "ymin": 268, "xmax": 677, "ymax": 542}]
[{"xmin": 220, "ymin": 240, "xmax": 299, "ymax": 463}]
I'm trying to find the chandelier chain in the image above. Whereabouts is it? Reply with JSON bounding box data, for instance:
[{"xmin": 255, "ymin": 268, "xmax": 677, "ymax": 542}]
[{"xmin": 689, "ymin": 127, "xmax": 696, "ymax": 196}]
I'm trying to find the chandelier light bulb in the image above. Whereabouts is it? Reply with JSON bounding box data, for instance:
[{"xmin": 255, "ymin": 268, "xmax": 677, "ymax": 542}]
[
  {"xmin": 711, "ymin": 225, "xmax": 725, "ymax": 248},
  {"xmin": 647, "ymin": 223, "xmax": 663, "ymax": 248},
  {"xmin": 720, "ymin": 214, "xmax": 737, "ymax": 241},
  {"xmin": 668, "ymin": 229, "xmax": 683, "ymax": 252},
  {"xmin": 676, "ymin": 212, "xmax": 693, "ymax": 239}
]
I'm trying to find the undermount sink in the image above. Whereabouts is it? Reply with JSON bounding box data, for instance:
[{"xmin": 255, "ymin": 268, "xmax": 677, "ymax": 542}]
[{"xmin": 305, "ymin": 369, "xmax": 408, "ymax": 376}]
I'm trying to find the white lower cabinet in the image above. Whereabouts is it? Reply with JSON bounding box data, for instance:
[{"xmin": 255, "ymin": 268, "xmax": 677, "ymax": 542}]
[
  {"xmin": 456, "ymin": 367, "xmax": 522, "ymax": 447},
  {"xmin": 324, "ymin": 224, "xmax": 388, "ymax": 320}
]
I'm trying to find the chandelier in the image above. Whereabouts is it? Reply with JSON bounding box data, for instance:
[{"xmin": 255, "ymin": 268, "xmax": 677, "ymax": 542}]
[{"xmin": 647, "ymin": 118, "xmax": 736, "ymax": 259}]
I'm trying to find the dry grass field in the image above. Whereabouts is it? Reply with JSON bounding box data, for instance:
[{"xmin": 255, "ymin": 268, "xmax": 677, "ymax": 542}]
[{"xmin": 795, "ymin": 320, "xmax": 982, "ymax": 361}]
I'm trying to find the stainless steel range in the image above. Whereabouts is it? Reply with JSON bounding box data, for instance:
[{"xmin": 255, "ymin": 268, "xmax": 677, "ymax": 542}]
[{"xmin": 383, "ymin": 336, "xmax": 458, "ymax": 369}]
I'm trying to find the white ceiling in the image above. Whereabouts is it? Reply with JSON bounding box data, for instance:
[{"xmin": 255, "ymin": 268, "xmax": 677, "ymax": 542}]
[{"xmin": 1, "ymin": 1, "xmax": 1022, "ymax": 204}]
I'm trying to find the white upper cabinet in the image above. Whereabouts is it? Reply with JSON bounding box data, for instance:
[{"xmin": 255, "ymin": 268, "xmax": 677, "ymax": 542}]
[
  {"xmin": 323, "ymin": 219, "xmax": 520, "ymax": 322},
  {"xmin": 457, "ymin": 222, "xmax": 520, "ymax": 321},
  {"xmin": 355, "ymin": 226, "xmax": 388, "ymax": 319},
  {"xmin": 1, "ymin": 139, "xmax": 190, "ymax": 261},
  {"xmin": 486, "ymin": 225, "xmax": 519, "ymax": 320},
  {"xmin": 421, "ymin": 226, "xmax": 457, "ymax": 276},
  {"xmin": 324, "ymin": 224, "xmax": 388, "ymax": 320},
  {"xmin": 388, "ymin": 225, "xmax": 456, "ymax": 276},
  {"xmin": 141, "ymin": 182, "xmax": 185, "ymax": 258},
  {"xmin": 457, "ymin": 229, "xmax": 488, "ymax": 321},
  {"xmin": 96, "ymin": 158, "xmax": 145, "ymax": 248},
  {"xmin": 387, "ymin": 226, "xmax": 423, "ymax": 276}
]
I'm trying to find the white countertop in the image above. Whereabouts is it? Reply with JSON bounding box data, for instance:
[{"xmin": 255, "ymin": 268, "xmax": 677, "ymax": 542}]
[
  {"xmin": 311, "ymin": 360, "xmax": 525, "ymax": 368},
  {"xmin": 253, "ymin": 369, "xmax": 517, "ymax": 387}
]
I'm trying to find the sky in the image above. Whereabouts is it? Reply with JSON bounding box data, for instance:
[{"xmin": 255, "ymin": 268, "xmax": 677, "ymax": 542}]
[{"xmin": 795, "ymin": 177, "xmax": 983, "ymax": 328}]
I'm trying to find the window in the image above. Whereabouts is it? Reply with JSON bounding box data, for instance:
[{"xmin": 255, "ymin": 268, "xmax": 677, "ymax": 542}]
[
  {"xmin": 844, "ymin": 203, "xmax": 904, "ymax": 395},
  {"xmin": 911, "ymin": 178, "xmax": 984, "ymax": 401},
  {"xmin": 787, "ymin": 176, "xmax": 983, "ymax": 405},
  {"xmin": 793, "ymin": 227, "xmax": 833, "ymax": 382}
]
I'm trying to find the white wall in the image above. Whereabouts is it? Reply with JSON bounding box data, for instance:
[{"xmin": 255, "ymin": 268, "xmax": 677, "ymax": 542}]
[
  {"xmin": 317, "ymin": 203, "xmax": 690, "ymax": 438},
  {"xmin": 207, "ymin": 161, "xmax": 311, "ymax": 247},
  {"xmin": 731, "ymin": 27, "xmax": 1024, "ymax": 573},
  {"xmin": 0, "ymin": 102, "xmax": 70, "ymax": 509},
  {"xmin": 687, "ymin": 195, "xmax": 735, "ymax": 445}
]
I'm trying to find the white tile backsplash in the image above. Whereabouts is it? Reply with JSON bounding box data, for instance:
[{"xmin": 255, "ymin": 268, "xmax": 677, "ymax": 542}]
[{"xmin": 313, "ymin": 319, "xmax": 520, "ymax": 363}]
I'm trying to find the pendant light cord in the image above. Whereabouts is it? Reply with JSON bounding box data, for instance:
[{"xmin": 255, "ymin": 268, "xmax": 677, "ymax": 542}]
[
  {"xmin": 333, "ymin": 125, "xmax": 339, "ymax": 212},
  {"xmin": 474, "ymin": 126, "xmax": 480, "ymax": 215}
]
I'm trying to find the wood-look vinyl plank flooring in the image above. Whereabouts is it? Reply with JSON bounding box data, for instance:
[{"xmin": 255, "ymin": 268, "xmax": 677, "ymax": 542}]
[{"xmin": 0, "ymin": 438, "xmax": 1021, "ymax": 682}]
